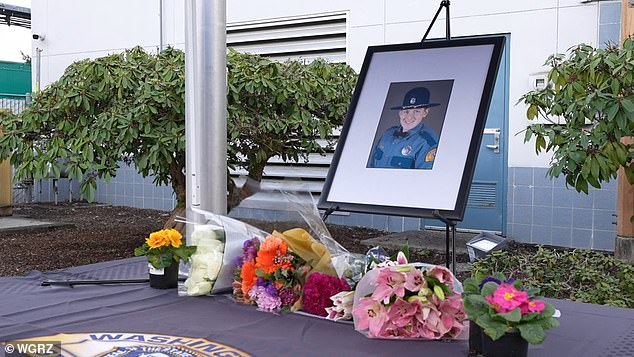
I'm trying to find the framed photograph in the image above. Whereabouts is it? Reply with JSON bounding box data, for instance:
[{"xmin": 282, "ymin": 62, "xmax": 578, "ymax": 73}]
[{"xmin": 318, "ymin": 36, "xmax": 505, "ymax": 221}]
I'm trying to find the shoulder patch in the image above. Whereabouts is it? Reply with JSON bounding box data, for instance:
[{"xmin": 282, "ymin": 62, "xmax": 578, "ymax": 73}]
[{"xmin": 425, "ymin": 147, "xmax": 437, "ymax": 162}]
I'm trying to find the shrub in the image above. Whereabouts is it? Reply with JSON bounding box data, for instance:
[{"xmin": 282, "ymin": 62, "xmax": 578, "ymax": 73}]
[{"xmin": 471, "ymin": 247, "xmax": 634, "ymax": 308}]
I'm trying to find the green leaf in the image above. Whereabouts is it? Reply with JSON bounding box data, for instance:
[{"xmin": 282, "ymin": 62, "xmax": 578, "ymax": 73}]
[
  {"xmin": 535, "ymin": 135, "xmax": 546, "ymax": 154},
  {"xmin": 575, "ymin": 175, "xmax": 589, "ymax": 194},
  {"xmin": 134, "ymin": 245, "xmax": 148, "ymax": 256},
  {"xmin": 621, "ymin": 98, "xmax": 634, "ymax": 113},
  {"xmin": 590, "ymin": 157, "xmax": 599, "ymax": 179},
  {"xmin": 481, "ymin": 281, "xmax": 499, "ymax": 297},
  {"xmin": 518, "ymin": 322, "xmax": 546, "ymax": 344},
  {"xmin": 527, "ymin": 105, "xmax": 538, "ymax": 120},
  {"xmin": 478, "ymin": 314, "xmax": 509, "ymax": 341},
  {"xmin": 498, "ymin": 308, "xmax": 522, "ymax": 323}
]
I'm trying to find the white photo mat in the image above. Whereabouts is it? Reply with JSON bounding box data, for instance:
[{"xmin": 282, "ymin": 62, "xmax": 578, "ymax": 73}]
[{"xmin": 320, "ymin": 37, "xmax": 505, "ymax": 219}]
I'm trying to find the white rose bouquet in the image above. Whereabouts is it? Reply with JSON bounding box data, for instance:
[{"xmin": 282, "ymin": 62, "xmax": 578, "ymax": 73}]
[{"xmin": 179, "ymin": 207, "xmax": 269, "ymax": 296}]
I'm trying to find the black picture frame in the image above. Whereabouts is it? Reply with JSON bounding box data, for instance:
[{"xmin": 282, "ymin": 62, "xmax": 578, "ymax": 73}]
[{"xmin": 318, "ymin": 36, "xmax": 506, "ymax": 221}]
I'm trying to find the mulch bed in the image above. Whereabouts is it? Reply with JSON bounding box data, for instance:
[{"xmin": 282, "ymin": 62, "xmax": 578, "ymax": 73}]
[{"xmin": 0, "ymin": 203, "xmax": 536, "ymax": 279}]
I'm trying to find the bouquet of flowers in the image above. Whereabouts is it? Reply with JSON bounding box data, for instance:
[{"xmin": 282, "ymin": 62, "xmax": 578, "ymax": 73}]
[
  {"xmin": 233, "ymin": 235, "xmax": 309, "ymax": 312},
  {"xmin": 179, "ymin": 207, "xmax": 269, "ymax": 296},
  {"xmin": 182, "ymin": 225, "xmax": 225, "ymax": 295},
  {"xmin": 463, "ymin": 273, "xmax": 559, "ymax": 344},
  {"xmin": 352, "ymin": 263, "xmax": 465, "ymax": 339}
]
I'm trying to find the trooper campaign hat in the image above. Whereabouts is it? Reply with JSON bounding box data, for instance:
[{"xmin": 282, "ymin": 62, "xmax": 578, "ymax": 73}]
[{"xmin": 390, "ymin": 86, "xmax": 440, "ymax": 110}]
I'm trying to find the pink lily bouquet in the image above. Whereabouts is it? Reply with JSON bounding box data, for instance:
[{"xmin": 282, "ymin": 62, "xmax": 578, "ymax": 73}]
[{"xmin": 352, "ymin": 262, "xmax": 466, "ymax": 339}]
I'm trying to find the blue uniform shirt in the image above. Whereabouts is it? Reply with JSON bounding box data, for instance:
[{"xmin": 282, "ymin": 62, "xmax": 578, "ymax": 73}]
[{"xmin": 368, "ymin": 122, "xmax": 439, "ymax": 169}]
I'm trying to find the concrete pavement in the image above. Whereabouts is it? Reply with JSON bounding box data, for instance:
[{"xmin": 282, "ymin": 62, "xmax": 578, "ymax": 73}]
[{"xmin": 0, "ymin": 216, "xmax": 73, "ymax": 234}]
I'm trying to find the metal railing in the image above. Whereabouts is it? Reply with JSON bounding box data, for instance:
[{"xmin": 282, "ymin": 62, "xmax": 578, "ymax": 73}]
[{"xmin": 0, "ymin": 94, "xmax": 28, "ymax": 115}]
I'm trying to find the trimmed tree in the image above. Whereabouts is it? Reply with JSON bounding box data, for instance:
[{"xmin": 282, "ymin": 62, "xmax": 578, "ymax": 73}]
[
  {"xmin": 521, "ymin": 38, "xmax": 634, "ymax": 258},
  {"xmin": 0, "ymin": 47, "xmax": 357, "ymax": 224}
]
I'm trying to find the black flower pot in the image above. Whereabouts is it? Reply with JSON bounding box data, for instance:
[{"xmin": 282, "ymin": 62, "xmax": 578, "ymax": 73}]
[
  {"xmin": 482, "ymin": 330, "xmax": 528, "ymax": 357},
  {"xmin": 149, "ymin": 263, "xmax": 179, "ymax": 289},
  {"xmin": 468, "ymin": 320, "xmax": 483, "ymax": 355}
]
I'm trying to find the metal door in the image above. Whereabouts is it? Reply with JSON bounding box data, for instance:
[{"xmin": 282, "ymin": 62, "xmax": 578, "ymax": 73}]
[
  {"xmin": 458, "ymin": 37, "xmax": 509, "ymax": 233},
  {"xmin": 425, "ymin": 36, "xmax": 509, "ymax": 234}
]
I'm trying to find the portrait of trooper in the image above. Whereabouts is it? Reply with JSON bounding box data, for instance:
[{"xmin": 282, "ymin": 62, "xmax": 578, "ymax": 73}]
[{"xmin": 367, "ymin": 86, "xmax": 443, "ymax": 170}]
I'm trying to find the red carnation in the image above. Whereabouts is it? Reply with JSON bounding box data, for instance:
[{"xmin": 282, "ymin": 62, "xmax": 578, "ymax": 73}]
[{"xmin": 302, "ymin": 272, "xmax": 351, "ymax": 316}]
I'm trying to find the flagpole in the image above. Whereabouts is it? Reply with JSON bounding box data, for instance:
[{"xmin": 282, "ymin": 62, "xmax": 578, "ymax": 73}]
[{"xmin": 185, "ymin": 0, "xmax": 227, "ymax": 217}]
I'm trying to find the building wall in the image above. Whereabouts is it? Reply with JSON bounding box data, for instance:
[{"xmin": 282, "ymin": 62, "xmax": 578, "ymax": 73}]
[
  {"xmin": 29, "ymin": 0, "xmax": 622, "ymax": 250},
  {"xmin": 32, "ymin": 0, "xmax": 606, "ymax": 168}
]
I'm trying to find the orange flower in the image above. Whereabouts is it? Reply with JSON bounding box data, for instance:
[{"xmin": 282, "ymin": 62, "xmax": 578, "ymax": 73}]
[
  {"xmin": 146, "ymin": 229, "xmax": 182, "ymax": 249},
  {"xmin": 166, "ymin": 229, "xmax": 183, "ymax": 248},
  {"xmin": 146, "ymin": 231, "xmax": 171, "ymax": 249},
  {"xmin": 260, "ymin": 235, "xmax": 288, "ymax": 255},
  {"xmin": 256, "ymin": 236, "xmax": 289, "ymax": 274},
  {"xmin": 241, "ymin": 260, "xmax": 257, "ymax": 296}
]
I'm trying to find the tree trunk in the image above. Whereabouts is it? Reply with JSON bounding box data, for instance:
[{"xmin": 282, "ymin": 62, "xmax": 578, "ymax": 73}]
[
  {"xmin": 163, "ymin": 160, "xmax": 263, "ymax": 232},
  {"xmin": 227, "ymin": 164, "xmax": 264, "ymax": 212},
  {"xmin": 615, "ymin": 137, "xmax": 634, "ymax": 263},
  {"xmin": 616, "ymin": 1, "xmax": 634, "ymax": 263},
  {"xmin": 164, "ymin": 158, "xmax": 187, "ymax": 232},
  {"xmin": 0, "ymin": 127, "xmax": 12, "ymax": 217}
]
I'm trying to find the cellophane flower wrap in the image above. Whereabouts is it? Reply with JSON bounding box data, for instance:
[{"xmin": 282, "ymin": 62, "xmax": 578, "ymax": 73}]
[
  {"xmin": 233, "ymin": 234, "xmax": 309, "ymax": 313},
  {"xmin": 352, "ymin": 263, "xmax": 466, "ymax": 340},
  {"xmin": 179, "ymin": 207, "xmax": 269, "ymax": 296},
  {"xmin": 278, "ymin": 191, "xmax": 367, "ymax": 286}
]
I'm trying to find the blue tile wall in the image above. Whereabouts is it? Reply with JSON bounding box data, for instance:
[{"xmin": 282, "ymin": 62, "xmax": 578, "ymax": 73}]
[
  {"xmin": 571, "ymin": 228, "xmax": 593, "ymax": 249},
  {"xmin": 593, "ymin": 210, "xmax": 616, "ymax": 231},
  {"xmin": 600, "ymin": 1, "xmax": 621, "ymax": 23},
  {"xmin": 533, "ymin": 205, "xmax": 553, "ymax": 227},
  {"xmin": 572, "ymin": 208, "xmax": 593, "ymax": 230},
  {"xmin": 551, "ymin": 207, "xmax": 572, "ymax": 228},
  {"xmin": 533, "ymin": 187, "xmax": 552, "ymax": 206},
  {"xmin": 552, "ymin": 188, "xmax": 574, "ymax": 208},
  {"xmin": 509, "ymin": 167, "xmax": 617, "ymax": 251},
  {"xmin": 532, "ymin": 225, "xmax": 551, "ymax": 245},
  {"xmin": 387, "ymin": 216, "xmax": 403, "ymax": 232},
  {"xmin": 514, "ymin": 186, "xmax": 532, "ymax": 205},
  {"xmin": 514, "ymin": 167, "xmax": 533, "ymax": 186},
  {"xmin": 403, "ymin": 217, "xmax": 421, "ymax": 231},
  {"xmin": 572, "ymin": 193, "xmax": 593, "ymax": 209},
  {"xmin": 593, "ymin": 230, "xmax": 616, "ymax": 251},
  {"xmin": 514, "ymin": 205, "xmax": 533, "ymax": 224},
  {"xmin": 593, "ymin": 189, "xmax": 617, "ymax": 210},
  {"xmin": 599, "ymin": 1, "xmax": 621, "ymax": 48},
  {"xmin": 511, "ymin": 224, "xmax": 532, "ymax": 244},
  {"xmin": 533, "ymin": 170, "xmax": 553, "ymax": 188},
  {"xmin": 551, "ymin": 227, "xmax": 572, "ymax": 247},
  {"xmin": 33, "ymin": 164, "xmax": 619, "ymax": 253},
  {"xmin": 34, "ymin": 163, "xmax": 175, "ymax": 212}
]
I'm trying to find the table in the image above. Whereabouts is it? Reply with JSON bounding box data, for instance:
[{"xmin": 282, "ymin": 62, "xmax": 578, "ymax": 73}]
[{"xmin": 1, "ymin": 257, "xmax": 632, "ymax": 356}]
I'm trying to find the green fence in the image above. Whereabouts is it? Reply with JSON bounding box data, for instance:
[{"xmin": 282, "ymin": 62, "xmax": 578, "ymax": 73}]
[{"xmin": 0, "ymin": 60, "xmax": 32, "ymax": 96}]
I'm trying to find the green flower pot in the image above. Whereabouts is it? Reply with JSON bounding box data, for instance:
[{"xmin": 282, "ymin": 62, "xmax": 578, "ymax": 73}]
[{"xmin": 149, "ymin": 263, "xmax": 179, "ymax": 289}]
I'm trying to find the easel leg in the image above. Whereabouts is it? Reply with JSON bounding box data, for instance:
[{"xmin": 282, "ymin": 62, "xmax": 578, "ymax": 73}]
[
  {"xmin": 451, "ymin": 223, "xmax": 456, "ymax": 276},
  {"xmin": 445, "ymin": 224, "xmax": 450, "ymax": 269}
]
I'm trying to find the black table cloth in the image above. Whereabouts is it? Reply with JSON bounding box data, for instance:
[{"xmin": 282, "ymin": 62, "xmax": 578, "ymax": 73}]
[{"xmin": 1, "ymin": 257, "xmax": 632, "ymax": 356}]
